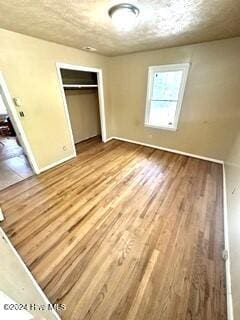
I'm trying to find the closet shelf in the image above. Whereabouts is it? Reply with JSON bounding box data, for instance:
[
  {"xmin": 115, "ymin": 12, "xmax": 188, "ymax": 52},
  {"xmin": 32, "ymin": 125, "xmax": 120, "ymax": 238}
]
[{"xmin": 63, "ymin": 84, "xmax": 98, "ymax": 89}]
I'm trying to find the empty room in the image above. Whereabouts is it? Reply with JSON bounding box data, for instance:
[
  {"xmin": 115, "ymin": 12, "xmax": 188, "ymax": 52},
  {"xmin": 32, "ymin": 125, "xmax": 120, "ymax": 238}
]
[{"xmin": 0, "ymin": 1, "xmax": 239, "ymax": 320}]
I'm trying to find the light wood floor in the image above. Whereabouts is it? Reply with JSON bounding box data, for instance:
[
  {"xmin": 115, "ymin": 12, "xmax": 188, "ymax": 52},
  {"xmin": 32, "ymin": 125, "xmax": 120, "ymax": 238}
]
[
  {"xmin": 0, "ymin": 137, "xmax": 227, "ymax": 320},
  {"xmin": 0, "ymin": 136, "xmax": 33, "ymax": 190}
]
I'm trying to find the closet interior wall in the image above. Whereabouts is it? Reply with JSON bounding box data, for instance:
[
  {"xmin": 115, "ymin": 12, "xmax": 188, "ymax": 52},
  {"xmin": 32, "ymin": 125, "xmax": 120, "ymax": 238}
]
[{"xmin": 61, "ymin": 69, "xmax": 101, "ymax": 145}]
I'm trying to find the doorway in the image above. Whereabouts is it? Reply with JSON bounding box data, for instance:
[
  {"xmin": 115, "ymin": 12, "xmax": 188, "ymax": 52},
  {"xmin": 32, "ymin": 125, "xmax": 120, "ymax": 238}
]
[
  {"xmin": 0, "ymin": 73, "xmax": 36, "ymax": 190},
  {"xmin": 56, "ymin": 63, "xmax": 107, "ymax": 155}
]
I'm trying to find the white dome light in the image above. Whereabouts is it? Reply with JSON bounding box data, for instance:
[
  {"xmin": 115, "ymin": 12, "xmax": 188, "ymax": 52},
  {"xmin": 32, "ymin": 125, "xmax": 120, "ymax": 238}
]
[{"xmin": 108, "ymin": 3, "xmax": 140, "ymax": 31}]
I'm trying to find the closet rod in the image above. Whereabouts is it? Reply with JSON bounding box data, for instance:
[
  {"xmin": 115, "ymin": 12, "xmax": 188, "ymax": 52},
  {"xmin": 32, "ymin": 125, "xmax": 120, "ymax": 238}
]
[{"xmin": 63, "ymin": 84, "xmax": 98, "ymax": 89}]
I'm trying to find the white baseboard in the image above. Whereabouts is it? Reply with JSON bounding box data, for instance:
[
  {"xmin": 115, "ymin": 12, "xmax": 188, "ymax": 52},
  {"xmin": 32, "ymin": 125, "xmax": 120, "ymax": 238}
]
[
  {"xmin": 223, "ymin": 165, "xmax": 234, "ymax": 320},
  {"xmin": 38, "ymin": 154, "xmax": 76, "ymax": 174},
  {"xmin": 110, "ymin": 136, "xmax": 224, "ymax": 164},
  {"xmin": 104, "ymin": 136, "xmax": 114, "ymax": 143}
]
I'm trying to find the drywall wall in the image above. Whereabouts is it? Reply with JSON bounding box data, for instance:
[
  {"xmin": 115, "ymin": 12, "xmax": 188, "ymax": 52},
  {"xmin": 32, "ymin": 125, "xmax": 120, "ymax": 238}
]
[
  {"xmin": 65, "ymin": 89, "xmax": 100, "ymax": 143},
  {"xmin": 225, "ymin": 127, "xmax": 240, "ymax": 320},
  {"xmin": 109, "ymin": 37, "xmax": 240, "ymax": 161},
  {"xmin": 0, "ymin": 28, "xmax": 111, "ymax": 170},
  {"xmin": 1, "ymin": 28, "xmax": 239, "ymax": 170}
]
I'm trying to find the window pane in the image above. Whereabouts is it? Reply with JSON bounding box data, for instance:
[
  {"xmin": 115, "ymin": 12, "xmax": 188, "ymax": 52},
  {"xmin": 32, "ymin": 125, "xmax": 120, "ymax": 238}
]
[
  {"xmin": 149, "ymin": 100, "xmax": 177, "ymax": 127},
  {"xmin": 145, "ymin": 64, "xmax": 189, "ymax": 130},
  {"xmin": 152, "ymin": 70, "xmax": 183, "ymax": 101}
]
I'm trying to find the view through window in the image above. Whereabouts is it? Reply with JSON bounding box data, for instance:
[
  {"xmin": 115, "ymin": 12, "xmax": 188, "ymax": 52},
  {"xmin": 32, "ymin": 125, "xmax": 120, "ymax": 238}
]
[{"xmin": 145, "ymin": 64, "xmax": 189, "ymax": 130}]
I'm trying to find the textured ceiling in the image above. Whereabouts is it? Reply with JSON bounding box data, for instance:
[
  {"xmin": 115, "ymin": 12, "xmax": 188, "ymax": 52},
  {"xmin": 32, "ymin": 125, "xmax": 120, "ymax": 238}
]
[{"xmin": 0, "ymin": 0, "xmax": 240, "ymax": 56}]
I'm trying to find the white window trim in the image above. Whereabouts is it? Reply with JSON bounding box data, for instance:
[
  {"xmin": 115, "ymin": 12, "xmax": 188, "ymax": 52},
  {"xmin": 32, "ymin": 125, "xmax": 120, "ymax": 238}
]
[{"xmin": 144, "ymin": 63, "xmax": 190, "ymax": 131}]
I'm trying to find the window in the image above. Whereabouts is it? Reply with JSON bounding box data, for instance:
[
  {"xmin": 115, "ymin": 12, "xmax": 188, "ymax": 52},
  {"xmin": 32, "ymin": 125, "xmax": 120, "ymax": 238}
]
[{"xmin": 145, "ymin": 63, "xmax": 190, "ymax": 131}]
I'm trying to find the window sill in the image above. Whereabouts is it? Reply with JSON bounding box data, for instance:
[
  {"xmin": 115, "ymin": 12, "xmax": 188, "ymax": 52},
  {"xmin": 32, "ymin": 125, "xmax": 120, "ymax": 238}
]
[{"xmin": 144, "ymin": 123, "xmax": 177, "ymax": 131}]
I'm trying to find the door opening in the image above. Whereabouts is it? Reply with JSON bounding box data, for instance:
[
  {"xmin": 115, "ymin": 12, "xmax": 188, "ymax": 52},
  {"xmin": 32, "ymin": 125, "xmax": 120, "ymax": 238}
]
[
  {"xmin": 0, "ymin": 72, "xmax": 37, "ymax": 190},
  {"xmin": 56, "ymin": 63, "xmax": 107, "ymax": 156}
]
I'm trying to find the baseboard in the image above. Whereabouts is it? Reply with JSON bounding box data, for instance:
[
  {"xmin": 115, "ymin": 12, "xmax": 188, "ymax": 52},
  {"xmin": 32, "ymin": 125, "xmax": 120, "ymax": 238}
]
[
  {"xmin": 110, "ymin": 136, "xmax": 224, "ymax": 164},
  {"xmin": 75, "ymin": 134, "xmax": 101, "ymax": 144},
  {"xmin": 104, "ymin": 136, "xmax": 114, "ymax": 142},
  {"xmin": 223, "ymin": 165, "xmax": 234, "ymax": 320},
  {"xmin": 0, "ymin": 227, "xmax": 61, "ymax": 320},
  {"xmin": 38, "ymin": 153, "xmax": 76, "ymax": 174}
]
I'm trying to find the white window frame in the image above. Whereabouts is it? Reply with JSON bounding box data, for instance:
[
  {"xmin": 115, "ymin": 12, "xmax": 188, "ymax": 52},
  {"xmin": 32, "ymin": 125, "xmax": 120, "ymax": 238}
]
[{"xmin": 144, "ymin": 63, "xmax": 190, "ymax": 131}]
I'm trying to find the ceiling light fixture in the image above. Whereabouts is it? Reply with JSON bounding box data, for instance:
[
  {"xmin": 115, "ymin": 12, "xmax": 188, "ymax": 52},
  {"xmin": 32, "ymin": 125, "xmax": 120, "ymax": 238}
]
[
  {"xmin": 82, "ymin": 46, "xmax": 97, "ymax": 52},
  {"xmin": 108, "ymin": 3, "xmax": 140, "ymax": 31}
]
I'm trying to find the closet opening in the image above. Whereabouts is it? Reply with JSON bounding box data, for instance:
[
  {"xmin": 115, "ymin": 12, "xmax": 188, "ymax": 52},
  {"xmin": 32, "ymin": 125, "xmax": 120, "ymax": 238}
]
[{"xmin": 56, "ymin": 63, "xmax": 107, "ymax": 156}]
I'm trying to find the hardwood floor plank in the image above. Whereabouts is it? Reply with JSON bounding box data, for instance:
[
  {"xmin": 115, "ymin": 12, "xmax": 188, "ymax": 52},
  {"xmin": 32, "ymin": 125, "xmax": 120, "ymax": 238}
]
[{"xmin": 0, "ymin": 138, "xmax": 227, "ymax": 320}]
